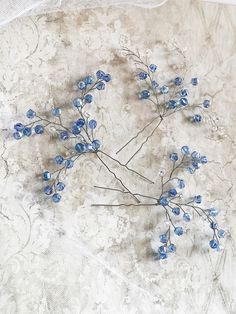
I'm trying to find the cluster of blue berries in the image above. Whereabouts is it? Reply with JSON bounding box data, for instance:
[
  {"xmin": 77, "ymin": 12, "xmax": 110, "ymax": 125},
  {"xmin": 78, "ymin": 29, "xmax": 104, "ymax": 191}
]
[
  {"xmin": 154, "ymin": 146, "xmax": 225, "ymax": 259},
  {"xmin": 13, "ymin": 71, "xmax": 111, "ymax": 203}
]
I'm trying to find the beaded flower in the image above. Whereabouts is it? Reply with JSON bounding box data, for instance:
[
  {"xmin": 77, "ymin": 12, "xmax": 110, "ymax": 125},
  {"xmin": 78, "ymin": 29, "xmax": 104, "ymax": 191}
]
[{"xmin": 94, "ymin": 146, "xmax": 225, "ymax": 259}]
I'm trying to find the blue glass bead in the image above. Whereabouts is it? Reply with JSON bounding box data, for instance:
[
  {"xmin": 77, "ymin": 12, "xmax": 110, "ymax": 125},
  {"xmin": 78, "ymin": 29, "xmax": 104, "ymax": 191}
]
[
  {"xmin": 183, "ymin": 212, "xmax": 191, "ymax": 222},
  {"xmin": 169, "ymin": 153, "xmax": 178, "ymax": 161},
  {"xmin": 14, "ymin": 123, "xmax": 24, "ymax": 131},
  {"xmin": 192, "ymin": 161, "xmax": 200, "ymax": 169},
  {"xmin": 26, "ymin": 109, "xmax": 36, "ymax": 119},
  {"xmin": 169, "ymin": 188, "xmax": 177, "ymax": 197},
  {"xmin": 194, "ymin": 195, "xmax": 202, "ymax": 204},
  {"xmin": 158, "ymin": 245, "xmax": 167, "ymax": 253},
  {"xmin": 75, "ymin": 143, "xmax": 86, "ymax": 153},
  {"xmin": 96, "ymin": 70, "xmax": 106, "ymax": 80},
  {"xmin": 152, "ymin": 80, "xmax": 159, "ymax": 88},
  {"xmin": 65, "ymin": 159, "xmax": 73, "ymax": 168},
  {"xmin": 96, "ymin": 81, "xmax": 105, "ymax": 90},
  {"xmin": 172, "ymin": 207, "xmax": 180, "ymax": 215},
  {"xmin": 42, "ymin": 171, "xmax": 51, "ymax": 181},
  {"xmin": 168, "ymin": 244, "xmax": 176, "ymax": 253},
  {"xmin": 54, "ymin": 155, "xmax": 64, "ymax": 165},
  {"xmin": 203, "ymin": 99, "xmax": 211, "ymax": 108},
  {"xmin": 160, "ymin": 85, "xmax": 169, "ymax": 94},
  {"xmin": 84, "ymin": 75, "xmax": 94, "ymax": 85},
  {"xmin": 210, "ymin": 222, "xmax": 217, "ymax": 229},
  {"xmin": 149, "ymin": 64, "xmax": 157, "ymax": 72},
  {"xmin": 75, "ymin": 118, "xmax": 85, "ymax": 127},
  {"xmin": 187, "ymin": 167, "xmax": 195, "ymax": 174},
  {"xmin": 72, "ymin": 125, "xmax": 81, "ymax": 135},
  {"xmin": 179, "ymin": 89, "xmax": 189, "ymax": 97},
  {"xmin": 34, "ymin": 124, "xmax": 44, "ymax": 134},
  {"xmin": 191, "ymin": 77, "xmax": 199, "ymax": 86},
  {"xmin": 218, "ymin": 229, "xmax": 225, "ymax": 238},
  {"xmin": 85, "ymin": 94, "xmax": 93, "ymax": 103},
  {"xmin": 181, "ymin": 145, "xmax": 190, "ymax": 155},
  {"xmin": 52, "ymin": 193, "xmax": 61, "ymax": 203},
  {"xmin": 88, "ymin": 119, "xmax": 97, "ymax": 129},
  {"xmin": 159, "ymin": 252, "xmax": 168, "ymax": 260},
  {"xmin": 73, "ymin": 98, "xmax": 83, "ymax": 108},
  {"xmin": 44, "ymin": 185, "xmax": 53, "ymax": 195},
  {"xmin": 138, "ymin": 72, "xmax": 148, "ymax": 80},
  {"xmin": 174, "ymin": 227, "xmax": 184, "ymax": 236},
  {"xmin": 139, "ymin": 90, "xmax": 150, "ymax": 99},
  {"xmin": 209, "ymin": 239, "xmax": 218, "ymax": 249},
  {"xmin": 191, "ymin": 151, "xmax": 201, "ymax": 160},
  {"xmin": 180, "ymin": 97, "xmax": 188, "ymax": 106},
  {"xmin": 178, "ymin": 179, "xmax": 185, "ymax": 189},
  {"xmin": 103, "ymin": 74, "xmax": 111, "ymax": 82},
  {"xmin": 78, "ymin": 81, "xmax": 86, "ymax": 90},
  {"xmin": 160, "ymin": 234, "xmax": 168, "ymax": 243},
  {"xmin": 60, "ymin": 131, "xmax": 69, "ymax": 140},
  {"xmin": 208, "ymin": 208, "xmax": 218, "ymax": 217},
  {"xmin": 193, "ymin": 114, "xmax": 202, "ymax": 123},
  {"xmin": 168, "ymin": 100, "xmax": 177, "ymax": 109},
  {"xmin": 174, "ymin": 77, "xmax": 183, "ymax": 86},
  {"xmin": 13, "ymin": 131, "xmax": 23, "ymax": 140},
  {"xmin": 159, "ymin": 197, "xmax": 169, "ymax": 206},
  {"xmin": 23, "ymin": 127, "xmax": 32, "ymax": 137},
  {"xmin": 56, "ymin": 182, "xmax": 65, "ymax": 191},
  {"xmin": 85, "ymin": 143, "xmax": 93, "ymax": 151},
  {"xmin": 200, "ymin": 156, "xmax": 208, "ymax": 164},
  {"xmin": 52, "ymin": 108, "xmax": 61, "ymax": 117},
  {"xmin": 92, "ymin": 139, "xmax": 101, "ymax": 151}
]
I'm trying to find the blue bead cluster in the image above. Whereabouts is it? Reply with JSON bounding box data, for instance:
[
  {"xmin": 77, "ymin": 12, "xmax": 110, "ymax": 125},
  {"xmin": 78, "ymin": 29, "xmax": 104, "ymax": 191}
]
[
  {"xmin": 169, "ymin": 145, "xmax": 208, "ymax": 175},
  {"xmin": 154, "ymin": 146, "xmax": 225, "ymax": 260},
  {"xmin": 13, "ymin": 115, "xmax": 45, "ymax": 140},
  {"xmin": 155, "ymin": 230, "xmax": 177, "ymax": 260},
  {"xmin": 12, "ymin": 50, "xmax": 225, "ymax": 263},
  {"xmin": 13, "ymin": 71, "xmax": 111, "ymax": 203},
  {"xmin": 136, "ymin": 58, "xmax": 212, "ymax": 124}
]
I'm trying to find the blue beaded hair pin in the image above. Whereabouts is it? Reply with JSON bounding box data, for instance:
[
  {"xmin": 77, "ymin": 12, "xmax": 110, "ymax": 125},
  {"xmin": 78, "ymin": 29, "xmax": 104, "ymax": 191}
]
[
  {"xmin": 94, "ymin": 145, "xmax": 225, "ymax": 259},
  {"xmin": 13, "ymin": 71, "xmax": 152, "ymax": 203},
  {"xmin": 116, "ymin": 47, "xmax": 215, "ymax": 165},
  {"xmin": 12, "ymin": 57, "xmax": 225, "ymax": 259}
]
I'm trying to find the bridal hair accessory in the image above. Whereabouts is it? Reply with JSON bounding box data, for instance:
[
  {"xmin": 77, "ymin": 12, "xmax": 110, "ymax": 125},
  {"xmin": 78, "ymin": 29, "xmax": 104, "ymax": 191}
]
[
  {"xmin": 116, "ymin": 48, "xmax": 215, "ymax": 165},
  {"xmin": 12, "ymin": 70, "xmax": 151, "ymax": 203},
  {"xmin": 92, "ymin": 49, "xmax": 225, "ymax": 259},
  {"xmin": 12, "ymin": 54, "xmax": 225, "ymax": 260},
  {"xmin": 94, "ymin": 145, "xmax": 225, "ymax": 259}
]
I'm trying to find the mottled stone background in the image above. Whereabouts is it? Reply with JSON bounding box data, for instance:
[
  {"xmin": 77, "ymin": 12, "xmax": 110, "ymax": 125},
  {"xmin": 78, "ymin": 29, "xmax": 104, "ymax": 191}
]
[{"xmin": 0, "ymin": 0, "xmax": 236, "ymax": 313}]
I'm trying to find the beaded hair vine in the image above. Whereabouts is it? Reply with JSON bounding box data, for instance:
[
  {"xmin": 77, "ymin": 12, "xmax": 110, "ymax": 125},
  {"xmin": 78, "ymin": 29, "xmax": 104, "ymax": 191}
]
[
  {"xmin": 115, "ymin": 48, "xmax": 215, "ymax": 165},
  {"xmin": 93, "ymin": 49, "xmax": 225, "ymax": 259},
  {"xmin": 12, "ymin": 70, "xmax": 152, "ymax": 203},
  {"xmin": 95, "ymin": 145, "xmax": 225, "ymax": 259},
  {"xmin": 12, "ymin": 51, "xmax": 225, "ymax": 260}
]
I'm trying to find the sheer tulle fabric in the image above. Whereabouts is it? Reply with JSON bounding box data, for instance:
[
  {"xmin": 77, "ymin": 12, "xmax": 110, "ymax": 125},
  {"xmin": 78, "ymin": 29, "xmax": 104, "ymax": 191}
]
[
  {"xmin": 0, "ymin": 0, "xmax": 235, "ymax": 27},
  {"xmin": 0, "ymin": 0, "xmax": 167, "ymax": 27}
]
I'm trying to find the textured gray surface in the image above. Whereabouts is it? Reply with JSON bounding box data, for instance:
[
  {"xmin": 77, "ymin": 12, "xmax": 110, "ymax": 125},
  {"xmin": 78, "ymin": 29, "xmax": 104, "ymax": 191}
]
[{"xmin": 0, "ymin": 0, "xmax": 236, "ymax": 313}]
